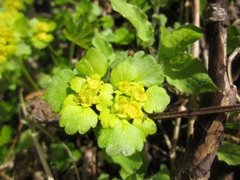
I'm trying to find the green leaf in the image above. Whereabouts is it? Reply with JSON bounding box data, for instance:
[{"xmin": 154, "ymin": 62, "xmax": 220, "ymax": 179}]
[
  {"xmin": 109, "ymin": 27, "xmax": 135, "ymax": 45},
  {"xmin": 152, "ymin": 13, "xmax": 168, "ymax": 27},
  {"xmin": 143, "ymin": 86, "xmax": 170, "ymax": 113},
  {"xmin": 0, "ymin": 125, "xmax": 12, "ymax": 146},
  {"xmin": 92, "ymin": 32, "xmax": 114, "ymax": 59},
  {"xmin": 96, "ymin": 83, "xmax": 114, "ymax": 111},
  {"xmin": 98, "ymin": 120, "xmax": 146, "ymax": 156},
  {"xmin": 76, "ymin": 48, "xmax": 108, "ymax": 77},
  {"xmin": 45, "ymin": 69, "xmax": 75, "ymax": 112},
  {"xmin": 133, "ymin": 117, "xmax": 157, "ymax": 136},
  {"xmin": 164, "ymin": 54, "xmax": 217, "ymax": 94},
  {"xmin": 16, "ymin": 130, "xmax": 33, "ymax": 152},
  {"xmin": 110, "ymin": 0, "xmax": 153, "ymax": 45},
  {"xmin": 103, "ymin": 152, "xmax": 143, "ymax": 179},
  {"xmin": 0, "ymin": 101, "xmax": 15, "ymax": 122},
  {"xmin": 63, "ymin": 1, "xmax": 101, "ymax": 48},
  {"xmin": 100, "ymin": 15, "xmax": 114, "ymax": 29},
  {"xmin": 60, "ymin": 95, "xmax": 98, "ymax": 135},
  {"xmin": 227, "ymin": 25, "xmax": 240, "ymax": 54},
  {"xmin": 158, "ymin": 25, "xmax": 202, "ymax": 61},
  {"xmin": 217, "ymin": 142, "xmax": 240, "ymax": 166},
  {"xmin": 99, "ymin": 108, "xmax": 120, "ymax": 128},
  {"xmin": 150, "ymin": 164, "xmax": 170, "ymax": 180},
  {"xmin": 110, "ymin": 51, "xmax": 164, "ymax": 87},
  {"xmin": 50, "ymin": 143, "xmax": 82, "ymax": 171}
]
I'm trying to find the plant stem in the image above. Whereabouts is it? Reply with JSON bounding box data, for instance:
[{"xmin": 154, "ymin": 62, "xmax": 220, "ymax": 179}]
[
  {"xmin": 19, "ymin": 58, "xmax": 39, "ymax": 90},
  {"xmin": 48, "ymin": 45, "xmax": 60, "ymax": 66},
  {"xmin": 69, "ymin": 42, "xmax": 75, "ymax": 61},
  {"xmin": 19, "ymin": 89, "xmax": 54, "ymax": 180}
]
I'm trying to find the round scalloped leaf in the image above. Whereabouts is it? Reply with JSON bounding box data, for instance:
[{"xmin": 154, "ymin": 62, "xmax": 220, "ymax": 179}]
[
  {"xmin": 132, "ymin": 117, "xmax": 157, "ymax": 136},
  {"xmin": 45, "ymin": 69, "xmax": 75, "ymax": 112},
  {"xmin": 96, "ymin": 83, "xmax": 114, "ymax": 112},
  {"xmin": 110, "ymin": 51, "xmax": 164, "ymax": 87},
  {"xmin": 98, "ymin": 120, "xmax": 146, "ymax": 156},
  {"xmin": 60, "ymin": 96, "xmax": 98, "ymax": 135},
  {"xmin": 143, "ymin": 86, "xmax": 170, "ymax": 113},
  {"xmin": 76, "ymin": 47, "xmax": 108, "ymax": 77},
  {"xmin": 70, "ymin": 76, "xmax": 86, "ymax": 93},
  {"xmin": 99, "ymin": 108, "xmax": 120, "ymax": 128}
]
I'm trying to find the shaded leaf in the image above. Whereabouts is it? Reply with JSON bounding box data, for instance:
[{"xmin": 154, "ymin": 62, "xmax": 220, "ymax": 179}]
[
  {"xmin": 110, "ymin": 0, "xmax": 153, "ymax": 45},
  {"xmin": 158, "ymin": 25, "xmax": 202, "ymax": 61},
  {"xmin": 164, "ymin": 53, "xmax": 217, "ymax": 94},
  {"xmin": 217, "ymin": 142, "xmax": 240, "ymax": 166},
  {"xmin": 103, "ymin": 152, "xmax": 143, "ymax": 179},
  {"xmin": 0, "ymin": 125, "xmax": 12, "ymax": 146}
]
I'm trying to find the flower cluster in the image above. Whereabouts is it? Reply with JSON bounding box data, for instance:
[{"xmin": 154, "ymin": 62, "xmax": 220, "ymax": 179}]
[
  {"xmin": 46, "ymin": 49, "xmax": 170, "ymax": 156},
  {"xmin": 0, "ymin": 25, "xmax": 16, "ymax": 64},
  {"xmin": 0, "ymin": 2, "xmax": 23, "ymax": 64},
  {"xmin": 99, "ymin": 81, "xmax": 149, "ymax": 128},
  {"xmin": 70, "ymin": 74, "xmax": 113, "ymax": 109},
  {"xmin": 2, "ymin": 0, "xmax": 25, "ymax": 12},
  {"xmin": 29, "ymin": 18, "xmax": 56, "ymax": 49}
]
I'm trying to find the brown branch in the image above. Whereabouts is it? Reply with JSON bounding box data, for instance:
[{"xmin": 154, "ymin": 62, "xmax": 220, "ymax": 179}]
[
  {"xmin": 151, "ymin": 104, "xmax": 240, "ymax": 120},
  {"xmin": 173, "ymin": 1, "xmax": 236, "ymax": 179}
]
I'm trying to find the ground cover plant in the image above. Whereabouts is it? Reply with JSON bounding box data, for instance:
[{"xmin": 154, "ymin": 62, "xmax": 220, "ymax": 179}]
[{"xmin": 0, "ymin": 0, "xmax": 240, "ymax": 179}]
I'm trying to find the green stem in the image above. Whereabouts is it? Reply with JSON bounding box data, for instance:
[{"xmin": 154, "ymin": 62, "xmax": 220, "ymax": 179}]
[
  {"xmin": 19, "ymin": 58, "xmax": 39, "ymax": 90},
  {"xmin": 48, "ymin": 45, "xmax": 60, "ymax": 66},
  {"xmin": 69, "ymin": 43, "xmax": 75, "ymax": 61}
]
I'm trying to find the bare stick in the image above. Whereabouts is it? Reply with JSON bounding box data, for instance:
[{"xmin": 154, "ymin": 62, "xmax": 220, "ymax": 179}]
[
  {"xmin": 151, "ymin": 104, "xmax": 240, "ymax": 120},
  {"xmin": 19, "ymin": 89, "xmax": 54, "ymax": 180},
  {"xmin": 192, "ymin": 0, "xmax": 200, "ymax": 58}
]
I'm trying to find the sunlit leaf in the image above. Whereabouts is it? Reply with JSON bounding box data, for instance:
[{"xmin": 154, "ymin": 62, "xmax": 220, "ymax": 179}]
[
  {"xmin": 98, "ymin": 120, "xmax": 145, "ymax": 156},
  {"xmin": 92, "ymin": 32, "xmax": 114, "ymax": 59},
  {"xmin": 59, "ymin": 95, "xmax": 98, "ymax": 135},
  {"xmin": 143, "ymin": 86, "xmax": 170, "ymax": 113},
  {"xmin": 110, "ymin": 51, "xmax": 164, "ymax": 87},
  {"xmin": 76, "ymin": 48, "xmax": 108, "ymax": 77}
]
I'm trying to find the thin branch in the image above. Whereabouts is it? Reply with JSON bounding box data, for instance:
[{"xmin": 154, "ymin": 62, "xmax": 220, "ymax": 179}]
[
  {"xmin": 224, "ymin": 133, "xmax": 240, "ymax": 144},
  {"xmin": 19, "ymin": 89, "xmax": 54, "ymax": 180},
  {"xmin": 159, "ymin": 121, "xmax": 172, "ymax": 150},
  {"xmin": 18, "ymin": 58, "xmax": 39, "ymax": 90},
  {"xmin": 192, "ymin": 0, "xmax": 200, "ymax": 58},
  {"xmin": 28, "ymin": 114, "xmax": 80, "ymax": 180},
  {"xmin": 151, "ymin": 104, "xmax": 240, "ymax": 120},
  {"xmin": 170, "ymin": 100, "xmax": 187, "ymax": 170},
  {"xmin": 227, "ymin": 47, "xmax": 240, "ymax": 102}
]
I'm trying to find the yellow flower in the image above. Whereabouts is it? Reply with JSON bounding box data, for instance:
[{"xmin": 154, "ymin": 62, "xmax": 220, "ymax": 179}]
[
  {"xmin": 112, "ymin": 95, "xmax": 144, "ymax": 119},
  {"xmin": 72, "ymin": 75, "xmax": 112, "ymax": 108},
  {"xmin": 86, "ymin": 74, "xmax": 103, "ymax": 90},
  {"xmin": 117, "ymin": 81, "xmax": 148, "ymax": 102},
  {"xmin": 34, "ymin": 33, "xmax": 53, "ymax": 42},
  {"xmin": 3, "ymin": 0, "xmax": 25, "ymax": 11},
  {"xmin": 0, "ymin": 26, "xmax": 14, "ymax": 44}
]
